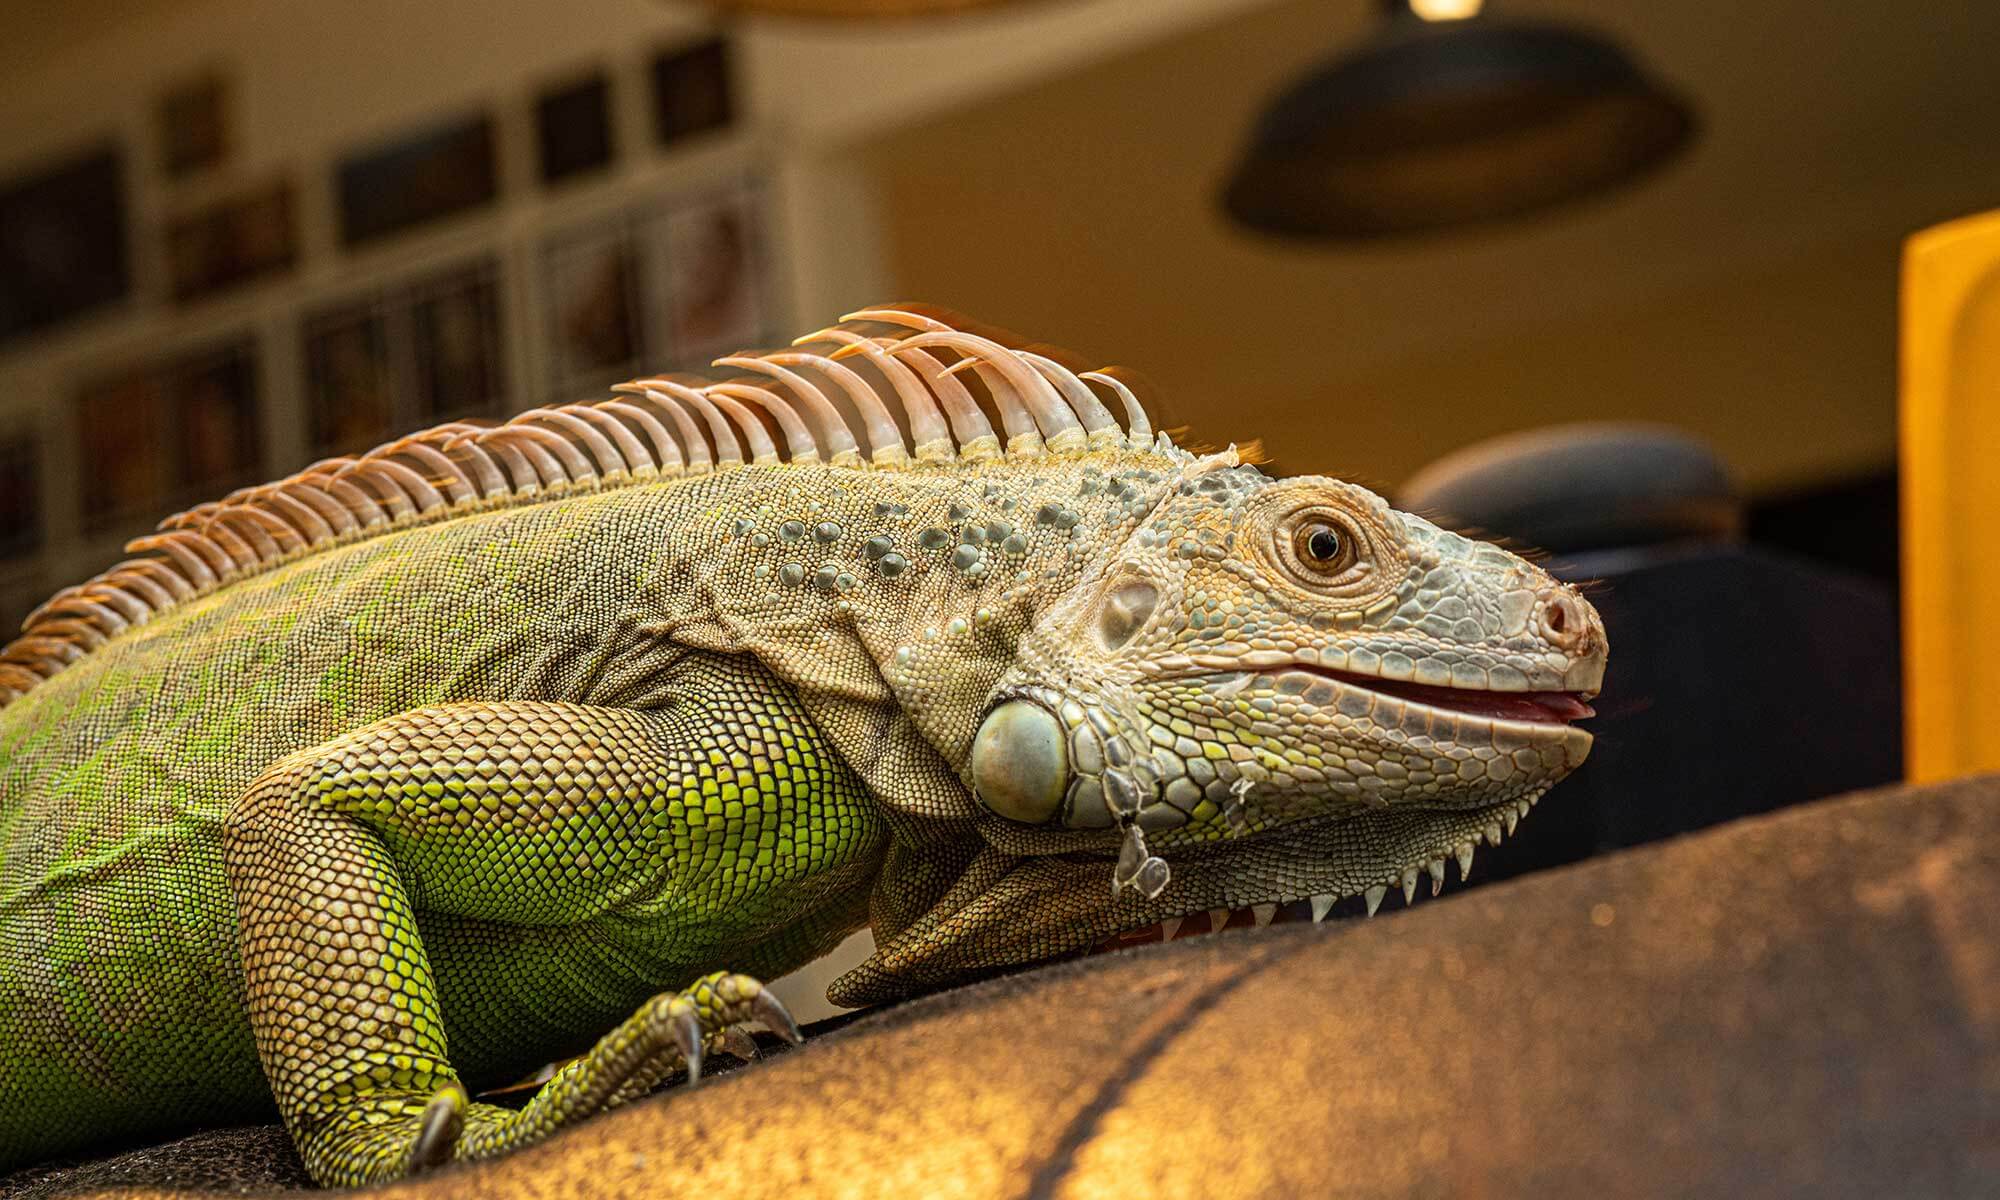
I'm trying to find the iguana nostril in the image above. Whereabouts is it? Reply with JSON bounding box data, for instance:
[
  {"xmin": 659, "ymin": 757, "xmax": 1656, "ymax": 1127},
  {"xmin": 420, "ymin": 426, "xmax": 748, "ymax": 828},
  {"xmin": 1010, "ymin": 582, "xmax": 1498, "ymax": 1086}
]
[
  {"xmin": 971, "ymin": 701, "xmax": 1069, "ymax": 825},
  {"xmin": 1540, "ymin": 590, "xmax": 1597, "ymax": 652}
]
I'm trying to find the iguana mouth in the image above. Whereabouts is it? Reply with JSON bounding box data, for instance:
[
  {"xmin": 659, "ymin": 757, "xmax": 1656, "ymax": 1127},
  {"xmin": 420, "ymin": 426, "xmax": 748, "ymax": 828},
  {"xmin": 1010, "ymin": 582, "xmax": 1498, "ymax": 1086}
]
[{"xmin": 1266, "ymin": 665, "xmax": 1597, "ymax": 726}]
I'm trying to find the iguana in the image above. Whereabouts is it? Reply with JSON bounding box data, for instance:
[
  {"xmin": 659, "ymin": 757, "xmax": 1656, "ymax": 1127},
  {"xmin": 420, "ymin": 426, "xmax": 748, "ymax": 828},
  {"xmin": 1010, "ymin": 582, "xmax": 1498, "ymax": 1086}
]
[{"xmin": 0, "ymin": 306, "xmax": 1604, "ymax": 1187}]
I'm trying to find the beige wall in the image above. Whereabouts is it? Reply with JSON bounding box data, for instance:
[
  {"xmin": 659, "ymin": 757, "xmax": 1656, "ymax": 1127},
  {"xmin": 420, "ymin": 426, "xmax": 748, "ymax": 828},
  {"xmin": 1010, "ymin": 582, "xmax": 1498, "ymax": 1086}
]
[{"xmin": 861, "ymin": 0, "xmax": 2000, "ymax": 494}]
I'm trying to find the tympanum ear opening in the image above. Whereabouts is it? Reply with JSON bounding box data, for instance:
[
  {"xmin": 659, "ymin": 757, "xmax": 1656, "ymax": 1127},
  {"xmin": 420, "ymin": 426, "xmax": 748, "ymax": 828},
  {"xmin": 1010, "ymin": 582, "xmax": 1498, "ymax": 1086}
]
[{"xmin": 1096, "ymin": 577, "xmax": 1159, "ymax": 652}]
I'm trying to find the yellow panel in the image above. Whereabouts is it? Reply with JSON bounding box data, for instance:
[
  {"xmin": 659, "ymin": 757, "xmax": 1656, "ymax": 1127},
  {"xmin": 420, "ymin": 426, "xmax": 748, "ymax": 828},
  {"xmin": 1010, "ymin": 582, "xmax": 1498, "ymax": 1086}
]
[{"xmin": 1900, "ymin": 211, "xmax": 2000, "ymax": 781}]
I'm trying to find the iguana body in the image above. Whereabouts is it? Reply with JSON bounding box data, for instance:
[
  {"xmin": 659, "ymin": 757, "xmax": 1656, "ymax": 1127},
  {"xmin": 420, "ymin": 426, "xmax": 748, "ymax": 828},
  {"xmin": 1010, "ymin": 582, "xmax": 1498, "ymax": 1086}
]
[{"xmin": 0, "ymin": 307, "xmax": 1605, "ymax": 1186}]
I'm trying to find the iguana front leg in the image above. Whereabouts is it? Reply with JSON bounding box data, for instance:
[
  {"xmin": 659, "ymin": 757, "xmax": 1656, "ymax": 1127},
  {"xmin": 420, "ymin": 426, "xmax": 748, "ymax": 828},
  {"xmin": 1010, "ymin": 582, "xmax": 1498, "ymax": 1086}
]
[{"xmin": 222, "ymin": 700, "xmax": 810, "ymax": 1187}]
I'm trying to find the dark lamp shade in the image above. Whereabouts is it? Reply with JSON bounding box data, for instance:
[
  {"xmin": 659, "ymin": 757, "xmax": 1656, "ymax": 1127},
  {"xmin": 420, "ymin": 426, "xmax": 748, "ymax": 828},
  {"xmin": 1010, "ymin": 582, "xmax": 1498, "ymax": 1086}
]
[{"xmin": 1225, "ymin": 19, "xmax": 1695, "ymax": 238}]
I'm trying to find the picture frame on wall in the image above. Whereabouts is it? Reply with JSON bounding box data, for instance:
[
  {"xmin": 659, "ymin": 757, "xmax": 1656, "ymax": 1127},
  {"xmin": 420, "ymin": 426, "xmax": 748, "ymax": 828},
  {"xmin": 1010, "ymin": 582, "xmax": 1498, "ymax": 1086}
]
[
  {"xmin": 409, "ymin": 262, "xmax": 506, "ymax": 424},
  {"xmin": 536, "ymin": 72, "xmax": 615, "ymax": 186},
  {"xmin": 176, "ymin": 344, "xmax": 261, "ymax": 494},
  {"xmin": 166, "ymin": 180, "xmax": 297, "ymax": 303},
  {"xmin": 157, "ymin": 70, "xmax": 230, "ymax": 179},
  {"xmin": 651, "ymin": 38, "xmax": 733, "ymax": 149},
  {"xmin": 658, "ymin": 181, "xmax": 767, "ymax": 366},
  {"xmin": 336, "ymin": 114, "xmax": 498, "ymax": 248},
  {"xmin": 0, "ymin": 148, "xmax": 130, "ymax": 347},
  {"xmin": 0, "ymin": 430, "xmax": 41, "ymax": 562},
  {"xmin": 304, "ymin": 299, "xmax": 396, "ymax": 457},
  {"xmin": 75, "ymin": 369, "xmax": 172, "ymax": 533},
  {"xmin": 76, "ymin": 338, "xmax": 260, "ymax": 533},
  {"xmin": 542, "ymin": 216, "xmax": 645, "ymax": 399},
  {"xmin": 304, "ymin": 257, "xmax": 507, "ymax": 458},
  {"xmin": 539, "ymin": 181, "xmax": 771, "ymax": 401}
]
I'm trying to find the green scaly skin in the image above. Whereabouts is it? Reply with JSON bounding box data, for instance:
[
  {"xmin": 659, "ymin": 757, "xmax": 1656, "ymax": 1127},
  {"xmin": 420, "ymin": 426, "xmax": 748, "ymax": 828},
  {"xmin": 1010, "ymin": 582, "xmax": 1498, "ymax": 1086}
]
[{"xmin": 0, "ymin": 311, "xmax": 1606, "ymax": 1186}]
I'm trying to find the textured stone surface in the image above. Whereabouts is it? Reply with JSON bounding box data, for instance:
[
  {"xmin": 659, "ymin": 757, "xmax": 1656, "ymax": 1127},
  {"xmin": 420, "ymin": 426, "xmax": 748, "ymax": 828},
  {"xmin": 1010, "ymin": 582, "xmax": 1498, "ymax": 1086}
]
[{"xmin": 25, "ymin": 774, "xmax": 1999, "ymax": 1198}]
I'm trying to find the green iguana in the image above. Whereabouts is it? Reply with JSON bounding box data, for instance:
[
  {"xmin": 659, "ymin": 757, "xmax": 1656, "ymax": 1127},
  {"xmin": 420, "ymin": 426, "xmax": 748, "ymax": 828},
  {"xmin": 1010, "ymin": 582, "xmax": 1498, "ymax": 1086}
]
[{"xmin": 0, "ymin": 306, "xmax": 1605, "ymax": 1187}]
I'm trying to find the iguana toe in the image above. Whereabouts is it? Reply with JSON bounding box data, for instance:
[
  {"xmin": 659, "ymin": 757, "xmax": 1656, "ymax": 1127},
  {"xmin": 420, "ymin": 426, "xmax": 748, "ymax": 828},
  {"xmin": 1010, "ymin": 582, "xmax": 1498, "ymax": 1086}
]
[
  {"xmin": 405, "ymin": 1083, "xmax": 466, "ymax": 1176},
  {"xmin": 660, "ymin": 971, "xmax": 800, "ymax": 1088},
  {"xmin": 667, "ymin": 1001, "xmax": 706, "ymax": 1086},
  {"xmin": 752, "ymin": 989, "xmax": 805, "ymax": 1045}
]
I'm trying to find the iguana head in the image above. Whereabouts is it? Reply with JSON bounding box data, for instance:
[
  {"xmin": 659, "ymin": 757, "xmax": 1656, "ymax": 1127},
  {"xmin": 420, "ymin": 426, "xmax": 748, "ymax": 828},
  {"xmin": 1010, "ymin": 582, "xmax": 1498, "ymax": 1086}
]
[{"xmin": 836, "ymin": 451, "xmax": 1605, "ymax": 1004}]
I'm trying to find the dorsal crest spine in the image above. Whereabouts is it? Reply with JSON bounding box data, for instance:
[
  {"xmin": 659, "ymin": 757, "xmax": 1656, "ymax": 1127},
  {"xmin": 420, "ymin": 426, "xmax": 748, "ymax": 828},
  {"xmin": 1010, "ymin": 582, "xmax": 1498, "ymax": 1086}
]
[{"xmin": 0, "ymin": 307, "xmax": 1167, "ymax": 707}]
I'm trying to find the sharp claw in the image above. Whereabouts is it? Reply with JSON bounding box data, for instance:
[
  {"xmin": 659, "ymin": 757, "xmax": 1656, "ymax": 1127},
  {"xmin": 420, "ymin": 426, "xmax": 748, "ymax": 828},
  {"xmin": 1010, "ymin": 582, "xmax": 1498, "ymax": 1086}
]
[
  {"xmin": 721, "ymin": 1026, "xmax": 760, "ymax": 1062},
  {"xmin": 407, "ymin": 1083, "xmax": 465, "ymax": 1176},
  {"xmin": 670, "ymin": 1006, "xmax": 705, "ymax": 1085},
  {"xmin": 752, "ymin": 989, "xmax": 805, "ymax": 1046}
]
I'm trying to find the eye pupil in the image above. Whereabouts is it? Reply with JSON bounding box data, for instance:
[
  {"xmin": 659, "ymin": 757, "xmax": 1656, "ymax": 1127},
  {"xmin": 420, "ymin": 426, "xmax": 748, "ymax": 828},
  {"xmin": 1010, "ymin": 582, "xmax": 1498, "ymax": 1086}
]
[{"xmin": 1306, "ymin": 527, "xmax": 1341, "ymax": 562}]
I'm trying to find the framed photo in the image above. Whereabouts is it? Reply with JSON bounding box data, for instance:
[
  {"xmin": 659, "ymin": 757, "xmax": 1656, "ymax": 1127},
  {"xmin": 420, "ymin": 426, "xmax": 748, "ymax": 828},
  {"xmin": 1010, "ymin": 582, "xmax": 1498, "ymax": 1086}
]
[
  {"xmin": 76, "ymin": 368, "xmax": 172, "ymax": 532},
  {"xmin": 77, "ymin": 338, "xmax": 260, "ymax": 533},
  {"xmin": 166, "ymin": 180, "xmax": 296, "ymax": 303},
  {"xmin": 175, "ymin": 344, "xmax": 260, "ymax": 493},
  {"xmin": 538, "ymin": 182, "xmax": 771, "ymax": 396},
  {"xmin": 158, "ymin": 71, "xmax": 229, "ymax": 179},
  {"xmin": 304, "ymin": 300, "xmax": 395, "ymax": 457},
  {"xmin": 0, "ymin": 431, "xmax": 41, "ymax": 561},
  {"xmin": 337, "ymin": 114, "xmax": 497, "ymax": 248},
  {"xmin": 537, "ymin": 73, "xmax": 614, "ymax": 186},
  {"xmin": 305, "ymin": 257, "xmax": 507, "ymax": 457},
  {"xmin": 658, "ymin": 183, "xmax": 767, "ymax": 364},
  {"xmin": 651, "ymin": 39, "xmax": 733, "ymax": 148},
  {"xmin": 543, "ymin": 217, "xmax": 644, "ymax": 398},
  {"xmin": 0, "ymin": 148, "xmax": 130, "ymax": 347},
  {"xmin": 409, "ymin": 262, "xmax": 505, "ymax": 423}
]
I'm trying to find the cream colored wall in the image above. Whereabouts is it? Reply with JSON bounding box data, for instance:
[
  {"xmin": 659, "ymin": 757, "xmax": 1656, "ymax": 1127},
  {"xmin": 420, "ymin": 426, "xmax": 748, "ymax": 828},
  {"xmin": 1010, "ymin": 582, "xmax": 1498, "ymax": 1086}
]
[{"xmin": 859, "ymin": 0, "xmax": 2000, "ymax": 494}]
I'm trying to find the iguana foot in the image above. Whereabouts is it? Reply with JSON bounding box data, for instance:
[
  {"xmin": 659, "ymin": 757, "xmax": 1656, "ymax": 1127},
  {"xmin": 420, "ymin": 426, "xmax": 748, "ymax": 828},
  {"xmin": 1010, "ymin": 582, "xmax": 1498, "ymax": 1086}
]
[
  {"xmin": 435, "ymin": 972, "xmax": 801, "ymax": 1165},
  {"xmin": 616, "ymin": 970, "xmax": 803, "ymax": 1090},
  {"xmin": 293, "ymin": 973, "xmax": 800, "ymax": 1185}
]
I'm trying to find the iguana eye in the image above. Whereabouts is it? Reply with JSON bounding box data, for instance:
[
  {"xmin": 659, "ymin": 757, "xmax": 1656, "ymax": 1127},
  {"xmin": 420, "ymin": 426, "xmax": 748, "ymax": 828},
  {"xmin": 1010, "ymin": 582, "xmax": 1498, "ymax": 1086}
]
[{"xmin": 1290, "ymin": 519, "xmax": 1358, "ymax": 576}]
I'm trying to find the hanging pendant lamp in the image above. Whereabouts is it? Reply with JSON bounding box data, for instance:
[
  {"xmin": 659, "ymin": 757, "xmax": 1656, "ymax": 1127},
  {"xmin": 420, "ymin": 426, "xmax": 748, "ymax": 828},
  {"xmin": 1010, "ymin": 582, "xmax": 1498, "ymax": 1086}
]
[{"xmin": 1224, "ymin": 0, "xmax": 1696, "ymax": 238}]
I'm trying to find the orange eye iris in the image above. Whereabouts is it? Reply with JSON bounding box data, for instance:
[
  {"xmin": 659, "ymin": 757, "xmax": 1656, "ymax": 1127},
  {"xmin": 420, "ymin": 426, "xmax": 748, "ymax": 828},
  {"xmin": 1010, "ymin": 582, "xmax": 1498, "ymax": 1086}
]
[{"xmin": 1292, "ymin": 521, "xmax": 1356, "ymax": 574}]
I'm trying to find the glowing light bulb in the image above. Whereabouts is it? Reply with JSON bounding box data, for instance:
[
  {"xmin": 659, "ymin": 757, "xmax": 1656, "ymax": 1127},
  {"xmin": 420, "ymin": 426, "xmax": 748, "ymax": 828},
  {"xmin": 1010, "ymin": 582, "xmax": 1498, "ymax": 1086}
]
[{"xmin": 1410, "ymin": 0, "xmax": 1483, "ymax": 20}]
